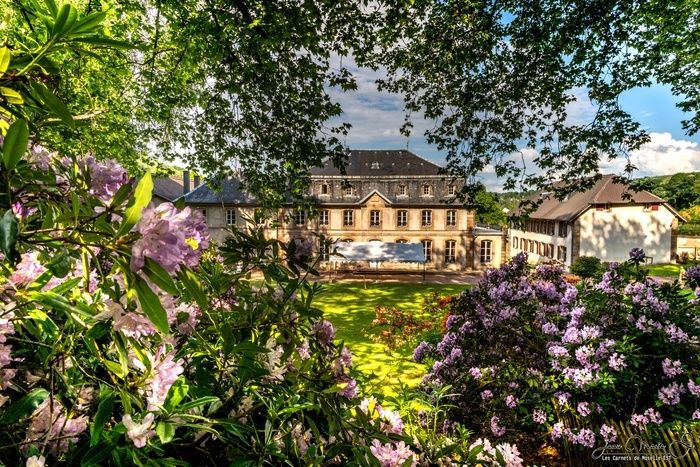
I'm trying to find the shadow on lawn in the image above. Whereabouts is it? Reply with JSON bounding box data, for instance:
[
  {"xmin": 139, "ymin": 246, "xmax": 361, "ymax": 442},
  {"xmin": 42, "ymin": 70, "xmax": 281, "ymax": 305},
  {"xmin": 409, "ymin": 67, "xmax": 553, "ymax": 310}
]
[{"xmin": 312, "ymin": 281, "xmax": 467, "ymax": 397}]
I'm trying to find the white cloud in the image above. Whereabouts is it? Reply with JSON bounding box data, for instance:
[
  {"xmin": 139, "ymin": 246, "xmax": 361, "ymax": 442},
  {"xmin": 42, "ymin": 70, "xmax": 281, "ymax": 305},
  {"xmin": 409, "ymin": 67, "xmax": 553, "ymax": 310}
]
[
  {"xmin": 326, "ymin": 54, "xmax": 443, "ymax": 164},
  {"xmin": 601, "ymin": 132, "xmax": 700, "ymax": 176}
]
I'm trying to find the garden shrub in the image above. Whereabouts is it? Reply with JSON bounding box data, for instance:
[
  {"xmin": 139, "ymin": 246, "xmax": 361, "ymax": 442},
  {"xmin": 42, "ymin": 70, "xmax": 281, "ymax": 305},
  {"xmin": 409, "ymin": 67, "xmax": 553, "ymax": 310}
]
[
  {"xmin": 569, "ymin": 256, "xmax": 603, "ymax": 280},
  {"xmin": 414, "ymin": 250, "xmax": 700, "ymax": 459},
  {"xmin": 0, "ymin": 3, "xmax": 524, "ymax": 464}
]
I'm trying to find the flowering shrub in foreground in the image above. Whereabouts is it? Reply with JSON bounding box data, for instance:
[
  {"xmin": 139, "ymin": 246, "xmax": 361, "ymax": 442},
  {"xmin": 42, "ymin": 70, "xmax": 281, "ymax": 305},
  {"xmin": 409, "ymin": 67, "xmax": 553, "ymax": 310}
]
[
  {"xmin": 415, "ymin": 251, "xmax": 700, "ymax": 455},
  {"xmin": 0, "ymin": 144, "xmax": 522, "ymax": 465}
]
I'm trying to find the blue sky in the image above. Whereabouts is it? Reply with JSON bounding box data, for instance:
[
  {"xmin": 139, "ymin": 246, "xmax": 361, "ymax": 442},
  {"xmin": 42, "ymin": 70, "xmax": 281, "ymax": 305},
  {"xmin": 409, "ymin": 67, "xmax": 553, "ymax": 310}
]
[{"xmin": 328, "ymin": 59, "xmax": 700, "ymax": 190}]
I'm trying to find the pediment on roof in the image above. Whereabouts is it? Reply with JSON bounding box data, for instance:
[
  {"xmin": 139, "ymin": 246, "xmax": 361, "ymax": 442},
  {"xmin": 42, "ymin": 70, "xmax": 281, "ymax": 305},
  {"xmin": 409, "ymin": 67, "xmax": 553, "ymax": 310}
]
[{"xmin": 358, "ymin": 189, "xmax": 392, "ymax": 206}]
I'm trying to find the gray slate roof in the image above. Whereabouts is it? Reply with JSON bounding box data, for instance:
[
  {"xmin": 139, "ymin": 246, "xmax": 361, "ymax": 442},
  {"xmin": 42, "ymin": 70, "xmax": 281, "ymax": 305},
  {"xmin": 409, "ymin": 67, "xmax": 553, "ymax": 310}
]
[
  {"xmin": 310, "ymin": 149, "xmax": 442, "ymax": 176},
  {"xmin": 520, "ymin": 174, "xmax": 675, "ymax": 221},
  {"xmin": 153, "ymin": 177, "xmax": 185, "ymax": 201},
  {"xmin": 183, "ymin": 179, "xmax": 258, "ymax": 205}
]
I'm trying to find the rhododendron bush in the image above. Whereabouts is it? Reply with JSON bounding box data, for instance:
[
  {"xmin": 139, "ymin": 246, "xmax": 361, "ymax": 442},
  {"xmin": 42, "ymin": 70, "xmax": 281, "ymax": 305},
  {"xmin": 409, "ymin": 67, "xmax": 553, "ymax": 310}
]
[
  {"xmin": 0, "ymin": 148, "xmax": 520, "ymax": 465},
  {"xmin": 414, "ymin": 251, "xmax": 700, "ymax": 457}
]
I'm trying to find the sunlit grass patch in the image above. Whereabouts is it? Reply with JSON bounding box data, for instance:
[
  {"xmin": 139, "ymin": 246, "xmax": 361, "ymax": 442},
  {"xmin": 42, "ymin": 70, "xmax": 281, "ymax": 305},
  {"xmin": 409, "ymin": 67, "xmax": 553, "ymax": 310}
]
[{"xmin": 313, "ymin": 282, "xmax": 467, "ymax": 396}]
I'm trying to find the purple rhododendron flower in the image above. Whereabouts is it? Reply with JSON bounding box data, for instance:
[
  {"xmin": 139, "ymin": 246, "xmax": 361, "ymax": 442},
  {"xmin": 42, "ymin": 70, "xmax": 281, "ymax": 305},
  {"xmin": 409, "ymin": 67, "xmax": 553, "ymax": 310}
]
[
  {"xmin": 83, "ymin": 156, "xmax": 129, "ymax": 204},
  {"xmin": 24, "ymin": 399, "xmax": 88, "ymax": 456},
  {"xmin": 490, "ymin": 416, "xmax": 506, "ymax": 437},
  {"xmin": 629, "ymin": 248, "xmax": 646, "ymax": 262},
  {"xmin": 658, "ymin": 382, "xmax": 685, "ymax": 405},
  {"xmin": 412, "ymin": 341, "xmax": 432, "ymax": 363},
  {"xmin": 131, "ymin": 202, "xmax": 210, "ymax": 274},
  {"xmin": 600, "ymin": 424, "xmax": 617, "ymax": 443},
  {"xmin": 533, "ymin": 409, "xmax": 547, "ymax": 424},
  {"xmin": 312, "ymin": 320, "xmax": 336, "ymax": 346}
]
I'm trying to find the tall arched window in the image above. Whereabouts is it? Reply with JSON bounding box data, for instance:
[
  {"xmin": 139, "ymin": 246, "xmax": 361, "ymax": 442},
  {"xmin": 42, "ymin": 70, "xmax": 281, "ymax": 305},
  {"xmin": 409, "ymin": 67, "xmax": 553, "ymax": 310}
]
[{"xmin": 480, "ymin": 240, "xmax": 493, "ymax": 264}]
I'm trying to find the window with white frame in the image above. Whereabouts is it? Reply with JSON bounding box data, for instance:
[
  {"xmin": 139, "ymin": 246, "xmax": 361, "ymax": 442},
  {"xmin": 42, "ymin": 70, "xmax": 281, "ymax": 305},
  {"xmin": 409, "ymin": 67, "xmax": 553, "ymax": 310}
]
[
  {"xmin": 397, "ymin": 210, "xmax": 408, "ymax": 227},
  {"xmin": 226, "ymin": 209, "xmax": 236, "ymax": 226},
  {"xmin": 421, "ymin": 210, "xmax": 432, "ymax": 227},
  {"xmin": 319, "ymin": 210, "xmax": 329, "ymax": 226},
  {"xmin": 294, "ymin": 210, "xmax": 306, "ymax": 226},
  {"xmin": 343, "ymin": 184, "xmax": 354, "ymax": 196},
  {"xmin": 448, "ymin": 184, "xmax": 456, "ymax": 195},
  {"xmin": 343, "ymin": 210, "xmax": 354, "ymax": 226},
  {"xmin": 513, "ymin": 237, "xmax": 519, "ymax": 249},
  {"xmin": 370, "ymin": 210, "xmax": 381, "ymax": 227},
  {"xmin": 422, "ymin": 184, "xmax": 433, "ymax": 196},
  {"xmin": 320, "ymin": 242, "xmax": 330, "ymax": 261},
  {"xmin": 480, "ymin": 240, "xmax": 493, "ymax": 264},
  {"xmin": 558, "ymin": 246, "xmax": 567, "ymax": 262},
  {"xmin": 398, "ymin": 184, "xmax": 407, "ymax": 196},
  {"xmin": 446, "ymin": 210, "xmax": 457, "ymax": 226},
  {"xmin": 320, "ymin": 183, "xmax": 329, "ymax": 195},
  {"xmin": 421, "ymin": 240, "xmax": 433, "ymax": 262},
  {"xmin": 445, "ymin": 240, "xmax": 456, "ymax": 263}
]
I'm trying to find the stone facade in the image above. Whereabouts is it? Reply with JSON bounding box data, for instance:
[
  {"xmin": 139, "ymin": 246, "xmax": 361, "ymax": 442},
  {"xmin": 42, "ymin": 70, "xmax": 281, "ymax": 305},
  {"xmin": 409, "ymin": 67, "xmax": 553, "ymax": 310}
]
[{"xmin": 183, "ymin": 150, "xmax": 507, "ymax": 271}]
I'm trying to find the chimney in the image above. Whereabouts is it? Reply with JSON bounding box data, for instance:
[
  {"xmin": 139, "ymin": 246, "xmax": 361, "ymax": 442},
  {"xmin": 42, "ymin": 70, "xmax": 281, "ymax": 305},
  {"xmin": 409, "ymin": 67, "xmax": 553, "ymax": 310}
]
[
  {"xmin": 194, "ymin": 174, "xmax": 201, "ymax": 187},
  {"xmin": 183, "ymin": 171, "xmax": 190, "ymax": 194}
]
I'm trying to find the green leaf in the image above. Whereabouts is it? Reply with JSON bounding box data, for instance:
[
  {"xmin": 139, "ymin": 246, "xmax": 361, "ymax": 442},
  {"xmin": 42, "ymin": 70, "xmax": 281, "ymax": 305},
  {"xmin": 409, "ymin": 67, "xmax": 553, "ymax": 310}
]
[
  {"xmin": 156, "ymin": 421, "xmax": 175, "ymax": 444},
  {"xmin": 0, "ymin": 210, "xmax": 19, "ymax": 258},
  {"xmin": 178, "ymin": 396, "xmax": 220, "ymax": 412},
  {"xmin": 0, "ymin": 47, "xmax": 9, "ymax": 76},
  {"xmin": 0, "ymin": 388, "xmax": 49, "ymax": 423},
  {"xmin": 34, "ymin": 83, "xmax": 74, "ymax": 128},
  {"xmin": 177, "ymin": 268, "xmax": 208, "ymax": 309},
  {"xmin": 103, "ymin": 360, "xmax": 126, "ymax": 378},
  {"xmin": 0, "ymin": 87, "xmax": 23, "ymax": 104},
  {"xmin": 116, "ymin": 172, "xmax": 153, "ymax": 236},
  {"xmin": 90, "ymin": 392, "xmax": 115, "ymax": 446},
  {"xmin": 2, "ymin": 119, "xmax": 29, "ymax": 171},
  {"xmin": 80, "ymin": 440, "xmax": 114, "ymax": 466},
  {"xmin": 143, "ymin": 257, "xmax": 179, "ymax": 294},
  {"xmin": 133, "ymin": 276, "xmax": 169, "ymax": 333},
  {"xmin": 164, "ymin": 377, "xmax": 188, "ymax": 411},
  {"xmin": 70, "ymin": 10, "xmax": 107, "ymax": 34},
  {"xmin": 52, "ymin": 4, "xmax": 78, "ymax": 38},
  {"xmin": 44, "ymin": 0, "xmax": 58, "ymax": 16}
]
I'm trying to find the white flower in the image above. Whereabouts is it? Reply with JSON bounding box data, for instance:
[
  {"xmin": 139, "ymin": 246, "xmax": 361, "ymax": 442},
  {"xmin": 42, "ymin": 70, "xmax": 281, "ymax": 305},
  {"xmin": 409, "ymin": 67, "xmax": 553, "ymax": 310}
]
[
  {"xmin": 122, "ymin": 413, "xmax": 155, "ymax": 448},
  {"xmin": 26, "ymin": 456, "xmax": 46, "ymax": 467}
]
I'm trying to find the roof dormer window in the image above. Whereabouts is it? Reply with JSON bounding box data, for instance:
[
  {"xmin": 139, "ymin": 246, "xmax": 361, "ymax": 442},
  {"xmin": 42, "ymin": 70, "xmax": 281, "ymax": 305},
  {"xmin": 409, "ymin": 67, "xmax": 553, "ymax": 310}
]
[
  {"xmin": 371, "ymin": 161, "xmax": 380, "ymax": 169},
  {"xmin": 422, "ymin": 185, "xmax": 433, "ymax": 196}
]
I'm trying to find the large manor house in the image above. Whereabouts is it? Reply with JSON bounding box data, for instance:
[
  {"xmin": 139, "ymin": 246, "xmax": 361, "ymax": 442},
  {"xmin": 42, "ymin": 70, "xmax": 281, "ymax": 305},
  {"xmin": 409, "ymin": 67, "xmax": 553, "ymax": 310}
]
[{"xmin": 155, "ymin": 150, "xmax": 683, "ymax": 271}]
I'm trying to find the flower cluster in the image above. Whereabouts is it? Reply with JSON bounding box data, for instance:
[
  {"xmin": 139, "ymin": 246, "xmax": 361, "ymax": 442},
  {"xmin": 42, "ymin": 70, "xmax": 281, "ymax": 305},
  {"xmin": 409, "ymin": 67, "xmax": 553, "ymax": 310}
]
[
  {"xmin": 131, "ymin": 202, "xmax": 210, "ymax": 274},
  {"xmin": 414, "ymin": 250, "xmax": 700, "ymax": 452}
]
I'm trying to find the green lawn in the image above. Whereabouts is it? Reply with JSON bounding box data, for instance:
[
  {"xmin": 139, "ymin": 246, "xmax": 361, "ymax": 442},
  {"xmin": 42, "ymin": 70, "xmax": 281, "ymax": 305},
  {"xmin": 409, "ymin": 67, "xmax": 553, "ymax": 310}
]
[
  {"xmin": 644, "ymin": 263, "xmax": 683, "ymax": 278},
  {"xmin": 313, "ymin": 282, "xmax": 467, "ymax": 396}
]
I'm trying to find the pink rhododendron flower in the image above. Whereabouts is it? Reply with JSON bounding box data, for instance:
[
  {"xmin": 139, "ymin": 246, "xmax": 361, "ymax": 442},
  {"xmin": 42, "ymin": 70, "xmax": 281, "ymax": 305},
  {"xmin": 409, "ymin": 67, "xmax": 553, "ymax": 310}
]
[
  {"xmin": 378, "ymin": 407, "xmax": 404, "ymax": 435},
  {"xmin": 9, "ymin": 252, "xmax": 46, "ymax": 288},
  {"xmin": 24, "ymin": 399, "xmax": 88, "ymax": 456},
  {"xmin": 145, "ymin": 348, "xmax": 185, "ymax": 411},
  {"xmin": 122, "ymin": 413, "xmax": 155, "ymax": 448},
  {"xmin": 658, "ymin": 382, "xmax": 686, "ymax": 405},
  {"xmin": 600, "ymin": 424, "xmax": 617, "ymax": 443},
  {"xmin": 533, "ymin": 409, "xmax": 547, "ymax": 424},
  {"xmin": 662, "ymin": 358, "xmax": 682, "ymax": 378},
  {"xmin": 490, "ymin": 416, "xmax": 506, "ymax": 437},
  {"xmin": 131, "ymin": 202, "xmax": 210, "ymax": 274},
  {"xmin": 370, "ymin": 440, "xmax": 416, "ymax": 467}
]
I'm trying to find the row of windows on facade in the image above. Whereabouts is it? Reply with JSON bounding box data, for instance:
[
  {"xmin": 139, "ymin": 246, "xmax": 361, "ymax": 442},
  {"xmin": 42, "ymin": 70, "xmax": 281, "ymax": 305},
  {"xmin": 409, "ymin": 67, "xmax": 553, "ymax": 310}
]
[
  {"xmin": 512, "ymin": 237, "xmax": 567, "ymax": 261},
  {"xmin": 512, "ymin": 219, "xmax": 569, "ymax": 237},
  {"xmin": 318, "ymin": 183, "xmax": 458, "ymax": 197},
  {"xmin": 293, "ymin": 209, "xmax": 458, "ymax": 228},
  {"xmin": 203, "ymin": 209, "xmax": 458, "ymax": 228},
  {"xmin": 317, "ymin": 239, "xmax": 493, "ymax": 264}
]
